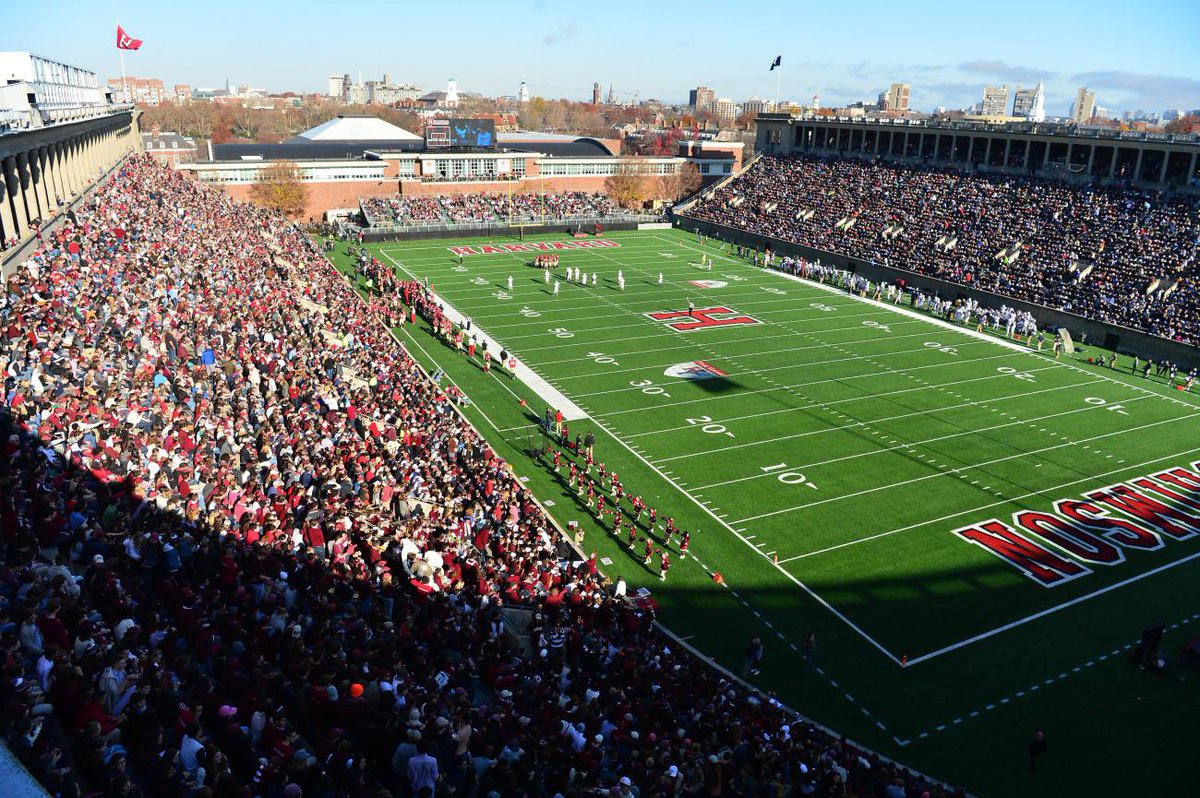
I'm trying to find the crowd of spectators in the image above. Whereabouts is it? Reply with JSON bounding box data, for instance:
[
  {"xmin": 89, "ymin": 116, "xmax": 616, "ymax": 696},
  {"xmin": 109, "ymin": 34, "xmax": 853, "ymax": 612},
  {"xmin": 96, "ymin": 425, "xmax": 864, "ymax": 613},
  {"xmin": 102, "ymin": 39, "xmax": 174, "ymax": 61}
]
[
  {"xmin": 688, "ymin": 155, "xmax": 1200, "ymax": 343},
  {"xmin": 361, "ymin": 193, "xmax": 620, "ymax": 228},
  {"xmin": 0, "ymin": 156, "xmax": 963, "ymax": 798}
]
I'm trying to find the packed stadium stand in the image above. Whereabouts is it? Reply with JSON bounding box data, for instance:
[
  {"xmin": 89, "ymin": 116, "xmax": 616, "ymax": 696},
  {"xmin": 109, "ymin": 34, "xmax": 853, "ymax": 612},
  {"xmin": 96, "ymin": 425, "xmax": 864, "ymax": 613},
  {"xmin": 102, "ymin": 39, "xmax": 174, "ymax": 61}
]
[
  {"xmin": 360, "ymin": 191, "xmax": 621, "ymax": 229},
  {"xmin": 0, "ymin": 157, "xmax": 964, "ymax": 798},
  {"xmin": 688, "ymin": 155, "xmax": 1200, "ymax": 344}
]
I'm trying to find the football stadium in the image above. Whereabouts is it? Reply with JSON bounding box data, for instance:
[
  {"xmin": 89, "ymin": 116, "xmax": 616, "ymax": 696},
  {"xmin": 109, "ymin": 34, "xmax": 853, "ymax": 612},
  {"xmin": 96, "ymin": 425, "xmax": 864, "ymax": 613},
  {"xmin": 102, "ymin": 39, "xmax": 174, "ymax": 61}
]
[{"xmin": 2, "ymin": 8, "xmax": 1199, "ymax": 798}]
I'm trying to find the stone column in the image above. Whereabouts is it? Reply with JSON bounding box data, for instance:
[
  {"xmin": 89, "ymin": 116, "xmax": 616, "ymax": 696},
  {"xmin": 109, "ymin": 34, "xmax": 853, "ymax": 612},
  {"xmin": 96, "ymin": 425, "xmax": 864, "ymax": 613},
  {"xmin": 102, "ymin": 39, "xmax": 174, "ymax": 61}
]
[
  {"xmin": 1003, "ymin": 139, "xmax": 1012, "ymax": 167},
  {"xmin": 3, "ymin": 156, "xmax": 29, "ymax": 240},
  {"xmin": 1159, "ymin": 151, "xmax": 1170, "ymax": 184},
  {"xmin": 48, "ymin": 144, "xmax": 66, "ymax": 203},
  {"xmin": 0, "ymin": 167, "xmax": 18, "ymax": 243},
  {"xmin": 1086, "ymin": 145, "xmax": 1096, "ymax": 176},
  {"xmin": 32, "ymin": 146, "xmax": 52, "ymax": 217},
  {"xmin": 61, "ymin": 138, "xmax": 77, "ymax": 196},
  {"xmin": 16, "ymin": 152, "xmax": 42, "ymax": 224},
  {"xmin": 1189, "ymin": 152, "xmax": 1198, "ymax": 185},
  {"xmin": 1133, "ymin": 148, "xmax": 1144, "ymax": 181}
]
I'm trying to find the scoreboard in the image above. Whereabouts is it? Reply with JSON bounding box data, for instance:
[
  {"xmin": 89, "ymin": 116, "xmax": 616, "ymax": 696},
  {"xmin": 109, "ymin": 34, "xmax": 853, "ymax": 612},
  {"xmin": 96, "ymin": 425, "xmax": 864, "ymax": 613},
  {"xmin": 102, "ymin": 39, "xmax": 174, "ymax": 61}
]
[{"xmin": 424, "ymin": 118, "xmax": 496, "ymax": 149}]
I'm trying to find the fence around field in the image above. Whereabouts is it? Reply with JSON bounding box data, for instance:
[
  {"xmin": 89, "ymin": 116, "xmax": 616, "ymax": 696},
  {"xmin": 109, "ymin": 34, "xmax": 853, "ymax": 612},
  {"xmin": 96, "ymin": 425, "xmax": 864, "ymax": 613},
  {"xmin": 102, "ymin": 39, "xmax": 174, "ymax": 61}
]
[{"xmin": 354, "ymin": 212, "xmax": 662, "ymax": 237}]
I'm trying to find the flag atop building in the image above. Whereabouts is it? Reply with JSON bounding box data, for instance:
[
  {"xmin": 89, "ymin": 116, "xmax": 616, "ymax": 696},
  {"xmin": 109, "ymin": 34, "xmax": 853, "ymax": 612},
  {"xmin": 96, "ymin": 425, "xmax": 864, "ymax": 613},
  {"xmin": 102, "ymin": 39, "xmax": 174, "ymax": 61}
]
[
  {"xmin": 116, "ymin": 25, "xmax": 143, "ymax": 50},
  {"xmin": 769, "ymin": 55, "xmax": 781, "ymax": 71}
]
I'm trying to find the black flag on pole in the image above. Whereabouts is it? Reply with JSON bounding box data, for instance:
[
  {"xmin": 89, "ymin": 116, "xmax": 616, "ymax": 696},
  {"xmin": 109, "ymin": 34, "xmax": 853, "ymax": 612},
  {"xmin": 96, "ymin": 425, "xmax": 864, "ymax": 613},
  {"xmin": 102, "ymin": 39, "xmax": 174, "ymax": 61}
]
[{"xmin": 769, "ymin": 55, "xmax": 781, "ymax": 71}]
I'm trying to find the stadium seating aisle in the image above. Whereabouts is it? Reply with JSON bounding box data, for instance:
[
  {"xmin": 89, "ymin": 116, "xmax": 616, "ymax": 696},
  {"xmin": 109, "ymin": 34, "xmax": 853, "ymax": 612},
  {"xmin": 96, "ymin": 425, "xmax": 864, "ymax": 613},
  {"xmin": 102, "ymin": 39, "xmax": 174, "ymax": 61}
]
[
  {"xmin": 362, "ymin": 192, "xmax": 619, "ymax": 227},
  {"xmin": 0, "ymin": 157, "xmax": 963, "ymax": 798},
  {"xmin": 689, "ymin": 155, "xmax": 1200, "ymax": 344}
]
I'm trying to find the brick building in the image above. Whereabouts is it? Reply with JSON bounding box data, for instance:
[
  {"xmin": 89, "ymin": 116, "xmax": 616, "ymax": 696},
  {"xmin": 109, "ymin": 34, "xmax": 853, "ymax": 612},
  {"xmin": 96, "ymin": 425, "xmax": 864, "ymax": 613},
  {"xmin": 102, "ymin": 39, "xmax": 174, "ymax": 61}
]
[
  {"xmin": 178, "ymin": 115, "xmax": 686, "ymax": 220},
  {"xmin": 141, "ymin": 125, "xmax": 197, "ymax": 166}
]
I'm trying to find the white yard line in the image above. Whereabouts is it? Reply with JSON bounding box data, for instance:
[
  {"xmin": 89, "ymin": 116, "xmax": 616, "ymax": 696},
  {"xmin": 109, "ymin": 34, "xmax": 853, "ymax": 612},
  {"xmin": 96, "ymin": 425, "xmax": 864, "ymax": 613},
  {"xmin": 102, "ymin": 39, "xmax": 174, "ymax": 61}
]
[
  {"xmin": 579, "ymin": 349, "xmax": 1024, "ymax": 401},
  {"xmin": 379, "ymin": 250, "xmax": 589, "ymax": 422},
  {"xmin": 689, "ymin": 384, "xmax": 1132, "ymax": 488},
  {"xmin": 732, "ymin": 411, "xmax": 1200, "ymax": 525},
  {"xmin": 778, "ymin": 446, "xmax": 1200, "ymax": 564},
  {"xmin": 584, "ymin": 409, "xmax": 905, "ymax": 664},
  {"xmin": 627, "ymin": 364, "xmax": 1064, "ymax": 438},
  {"xmin": 906, "ymin": 550, "xmax": 1200, "ymax": 666}
]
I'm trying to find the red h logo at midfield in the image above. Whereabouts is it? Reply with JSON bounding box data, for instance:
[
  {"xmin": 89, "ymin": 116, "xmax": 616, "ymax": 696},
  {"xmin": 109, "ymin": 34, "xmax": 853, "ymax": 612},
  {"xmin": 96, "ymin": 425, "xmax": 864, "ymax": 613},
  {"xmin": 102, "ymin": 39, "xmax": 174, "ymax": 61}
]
[{"xmin": 646, "ymin": 306, "xmax": 761, "ymax": 332}]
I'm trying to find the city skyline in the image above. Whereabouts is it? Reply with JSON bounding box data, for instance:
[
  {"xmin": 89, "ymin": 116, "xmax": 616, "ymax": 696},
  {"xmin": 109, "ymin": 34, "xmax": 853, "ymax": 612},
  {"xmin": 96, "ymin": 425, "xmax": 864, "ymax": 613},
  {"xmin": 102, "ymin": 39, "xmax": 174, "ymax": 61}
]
[{"xmin": 5, "ymin": 0, "xmax": 1199, "ymax": 115}]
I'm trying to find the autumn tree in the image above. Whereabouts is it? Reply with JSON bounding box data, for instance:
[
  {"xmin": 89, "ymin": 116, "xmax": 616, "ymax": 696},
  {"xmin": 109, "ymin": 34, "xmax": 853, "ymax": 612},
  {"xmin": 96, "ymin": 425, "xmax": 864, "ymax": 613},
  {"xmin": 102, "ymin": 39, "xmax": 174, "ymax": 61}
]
[
  {"xmin": 653, "ymin": 162, "xmax": 703, "ymax": 204},
  {"xmin": 250, "ymin": 161, "xmax": 308, "ymax": 218},
  {"xmin": 1165, "ymin": 114, "xmax": 1200, "ymax": 134},
  {"xmin": 604, "ymin": 162, "xmax": 650, "ymax": 209}
]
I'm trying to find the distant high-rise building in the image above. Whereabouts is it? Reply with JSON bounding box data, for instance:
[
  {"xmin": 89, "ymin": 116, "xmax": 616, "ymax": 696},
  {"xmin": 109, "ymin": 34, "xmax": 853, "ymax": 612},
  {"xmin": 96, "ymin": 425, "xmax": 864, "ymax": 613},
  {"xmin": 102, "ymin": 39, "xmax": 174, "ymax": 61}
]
[
  {"xmin": 1163, "ymin": 109, "xmax": 1184, "ymax": 121},
  {"xmin": 741, "ymin": 96, "xmax": 774, "ymax": 116},
  {"xmin": 593, "ymin": 82, "xmax": 601, "ymax": 105},
  {"xmin": 1011, "ymin": 82, "xmax": 1045, "ymax": 121},
  {"xmin": 519, "ymin": 80, "xmax": 530, "ymax": 104},
  {"xmin": 980, "ymin": 84, "xmax": 1010, "ymax": 116},
  {"xmin": 883, "ymin": 82, "xmax": 911, "ymax": 113},
  {"xmin": 1094, "ymin": 107, "xmax": 1109, "ymax": 120},
  {"xmin": 712, "ymin": 98, "xmax": 738, "ymax": 119},
  {"xmin": 1073, "ymin": 86, "xmax": 1096, "ymax": 123},
  {"xmin": 689, "ymin": 86, "xmax": 715, "ymax": 110},
  {"xmin": 327, "ymin": 74, "xmax": 347, "ymax": 99}
]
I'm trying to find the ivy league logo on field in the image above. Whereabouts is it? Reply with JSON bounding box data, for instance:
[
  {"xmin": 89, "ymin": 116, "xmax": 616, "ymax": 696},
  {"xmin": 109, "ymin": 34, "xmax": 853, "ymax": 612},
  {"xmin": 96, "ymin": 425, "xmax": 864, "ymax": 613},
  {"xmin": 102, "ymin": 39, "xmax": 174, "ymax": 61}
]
[
  {"xmin": 664, "ymin": 361, "xmax": 729, "ymax": 381},
  {"xmin": 688, "ymin": 280, "xmax": 728, "ymax": 289},
  {"xmin": 645, "ymin": 306, "xmax": 762, "ymax": 332},
  {"xmin": 447, "ymin": 240, "xmax": 621, "ymax": 256}
]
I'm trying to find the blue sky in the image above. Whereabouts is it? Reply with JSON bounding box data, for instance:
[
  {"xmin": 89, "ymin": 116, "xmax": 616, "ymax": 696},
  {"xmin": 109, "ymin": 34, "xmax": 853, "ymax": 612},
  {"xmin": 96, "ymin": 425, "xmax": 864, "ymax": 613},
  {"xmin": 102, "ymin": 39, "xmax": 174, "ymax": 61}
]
[{"xmin": 5, "ymin": 0, "xmax": 1199, "ymax": 114}]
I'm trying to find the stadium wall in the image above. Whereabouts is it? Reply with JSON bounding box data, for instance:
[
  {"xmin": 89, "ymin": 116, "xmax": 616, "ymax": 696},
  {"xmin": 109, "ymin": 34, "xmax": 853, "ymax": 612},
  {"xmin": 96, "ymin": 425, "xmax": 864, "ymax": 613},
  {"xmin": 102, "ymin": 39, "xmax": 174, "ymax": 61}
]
[
  {"xmin": 353, "ymin": 219, "xmax": 646, "ymax": 242},
  {"xmin": 675, "ymin": 214, "xmax": 1199, "ymax": 369},
  {"xmin": 397, "ymin": 176, "xmax": 615, "ymax": 196},
  {"xmin": 214, "ymin": 176, "xmax": 618, "ymax": 223}
]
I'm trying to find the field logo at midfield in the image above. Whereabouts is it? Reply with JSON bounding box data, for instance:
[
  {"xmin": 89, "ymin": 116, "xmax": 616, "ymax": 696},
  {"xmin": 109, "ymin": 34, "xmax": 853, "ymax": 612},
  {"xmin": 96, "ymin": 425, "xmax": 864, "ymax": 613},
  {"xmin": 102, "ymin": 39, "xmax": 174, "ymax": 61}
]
[
  {"xmin": 447, "ymin": 240, "xmax": 621, "ymax": 256},
  {"xmin": 954, "ymin": 461, "xmax": 1200, "ymax": 587},
  {"xmin": 645, "ymin": 306, "xmax": 761, "ymax": 332},
  {"xmin": 664, "ymin": 361, "xmax": 729, "ymax": 381},
  {"xmin": 688, "ymin": 279, "xmax": 728, "ymax": 289}
]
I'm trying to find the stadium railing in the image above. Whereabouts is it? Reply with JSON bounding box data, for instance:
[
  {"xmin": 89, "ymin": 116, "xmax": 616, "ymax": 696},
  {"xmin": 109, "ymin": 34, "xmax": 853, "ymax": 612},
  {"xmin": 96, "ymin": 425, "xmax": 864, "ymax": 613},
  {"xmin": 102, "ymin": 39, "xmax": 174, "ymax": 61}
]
[{"xmin": 351, "ymin": 212, "xmax": 662, "ymax": 236}]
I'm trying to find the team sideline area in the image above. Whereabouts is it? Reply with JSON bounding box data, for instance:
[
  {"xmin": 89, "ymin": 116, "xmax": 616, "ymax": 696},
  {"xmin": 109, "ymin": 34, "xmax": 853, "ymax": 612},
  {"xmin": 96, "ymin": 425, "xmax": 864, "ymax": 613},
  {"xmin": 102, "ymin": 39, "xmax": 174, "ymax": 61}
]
[{"xmin": 325, "ymin": 226, "xmax": 1200, "ymax": 797}]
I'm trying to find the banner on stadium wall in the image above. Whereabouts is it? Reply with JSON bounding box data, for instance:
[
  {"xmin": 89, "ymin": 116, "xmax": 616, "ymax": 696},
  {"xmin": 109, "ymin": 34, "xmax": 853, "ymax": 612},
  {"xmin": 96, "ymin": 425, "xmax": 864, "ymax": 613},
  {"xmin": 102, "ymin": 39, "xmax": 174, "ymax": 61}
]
[{"xmin": 447, "ymin": 240, "xmax": 621, "ymax": 256}]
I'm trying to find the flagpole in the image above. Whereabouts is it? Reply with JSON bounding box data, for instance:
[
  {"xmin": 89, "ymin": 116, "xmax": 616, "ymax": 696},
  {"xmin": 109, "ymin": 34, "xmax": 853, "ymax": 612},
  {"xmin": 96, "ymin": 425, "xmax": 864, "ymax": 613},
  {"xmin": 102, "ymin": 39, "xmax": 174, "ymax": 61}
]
[
  {"xmin": 117, "ymin": 20, "xmax": 128, "ymax": 105},
  {"xmin": 775, "ymin": 63, "xmax": 782, "ymax": 108}
]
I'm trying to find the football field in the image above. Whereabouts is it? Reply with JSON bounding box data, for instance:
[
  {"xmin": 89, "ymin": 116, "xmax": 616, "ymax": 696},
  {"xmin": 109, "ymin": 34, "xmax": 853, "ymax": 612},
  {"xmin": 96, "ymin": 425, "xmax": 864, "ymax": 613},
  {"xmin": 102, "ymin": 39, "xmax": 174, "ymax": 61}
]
[{"xmin": 326, "ymin": 228, "xmax": 1200, "ymax": 796}]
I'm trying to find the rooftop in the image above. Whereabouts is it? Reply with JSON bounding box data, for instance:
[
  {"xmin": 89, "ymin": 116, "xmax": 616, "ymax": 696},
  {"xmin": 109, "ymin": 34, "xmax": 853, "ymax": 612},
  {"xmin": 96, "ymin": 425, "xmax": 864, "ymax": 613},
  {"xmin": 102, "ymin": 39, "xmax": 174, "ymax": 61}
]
[{"xmin": 297, "ymin": 114, "xmax": 421, "ymax": 142}]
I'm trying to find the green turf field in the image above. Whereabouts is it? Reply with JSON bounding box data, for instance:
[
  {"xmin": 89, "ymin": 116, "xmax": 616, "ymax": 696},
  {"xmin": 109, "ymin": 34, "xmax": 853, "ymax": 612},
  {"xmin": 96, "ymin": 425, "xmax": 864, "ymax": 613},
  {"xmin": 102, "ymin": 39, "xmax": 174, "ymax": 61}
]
[{"xmin": 324, "ymin": 227, "xmax": 1200, "ymax": 797}]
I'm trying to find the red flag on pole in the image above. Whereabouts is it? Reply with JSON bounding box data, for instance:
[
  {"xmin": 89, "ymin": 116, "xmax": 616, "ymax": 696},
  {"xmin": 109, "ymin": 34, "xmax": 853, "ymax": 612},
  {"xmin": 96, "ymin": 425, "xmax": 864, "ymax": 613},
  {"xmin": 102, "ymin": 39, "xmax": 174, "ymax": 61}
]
[{"xmin": 116, "ymin": 25, "xmax": 143, "ymax": 50}]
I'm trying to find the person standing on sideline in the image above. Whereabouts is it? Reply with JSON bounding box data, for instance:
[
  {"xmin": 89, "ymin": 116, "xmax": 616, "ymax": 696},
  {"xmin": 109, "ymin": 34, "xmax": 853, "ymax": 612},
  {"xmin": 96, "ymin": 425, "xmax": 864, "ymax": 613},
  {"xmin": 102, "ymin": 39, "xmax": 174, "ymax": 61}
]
[
  {"xmin": 687, "ymin": 298, "xmax": 695, "ymax": 318},
  {"xmin": 507, "ymin": 275, "xmax": 514, "ymax": 292},
  {"xmin": 743, "ymin": 636, "xmax": 763, "ymax": 676},
  {"xmin": 584, "ymin": 430, "xmax": 595, "ymax": 459},
  {"xmin": 1028, "ymin": 730, "xmax": 1047, "ymax": 771}
]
